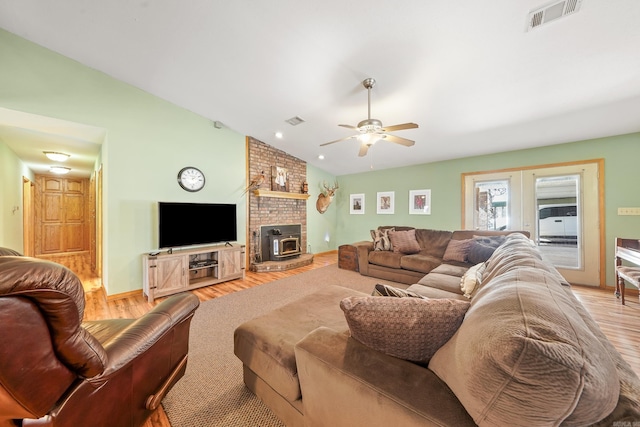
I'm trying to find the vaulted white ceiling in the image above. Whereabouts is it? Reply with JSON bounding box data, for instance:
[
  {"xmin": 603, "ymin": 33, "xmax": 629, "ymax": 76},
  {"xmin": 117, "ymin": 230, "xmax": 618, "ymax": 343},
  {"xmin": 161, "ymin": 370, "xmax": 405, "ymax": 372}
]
[{"xmin": 1, "ymin": 0, "xmax": 639, "ymax": 176}]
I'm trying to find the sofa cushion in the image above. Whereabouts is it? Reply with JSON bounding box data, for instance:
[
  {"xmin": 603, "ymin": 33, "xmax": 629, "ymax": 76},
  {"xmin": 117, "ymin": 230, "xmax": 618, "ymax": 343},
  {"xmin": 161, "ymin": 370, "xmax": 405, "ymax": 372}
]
[
  {"xmin": 429, "ymin": 267, "xmax": 620, "ymax": 427},
  {"xmin": 0, "ymin": 247, "xmax": 22, "ymax": 256},
  {"xmin": 388, "ymin": 229, "xmax": 421, "ymax": 254},
  {"xmin": 340, "ymin": 296, "xmax": 470, "ymax": 363},
  {"xmin": 368, "ymin": 250, "xmax": 403, "ymax": 269},
  {"xmin": 414, "ymin": 272, "xmax": 466, "ymax": 296},
  {"xmin": 442, "ymin": 239, "xmax": 473, "ymax": 263},
  {"xmin": 429, "ymin": 263, "xmax": 469, "ymax": 277},
  {"xmin": 406, "ymin": 283, "xmax": 470, "ymax": 300},
  {"xmin": 413, "ymin": 229, "xmax": 453, "ymax": 258},
  {"xmin": 234, "ymin": 286, "xmax": 363, "ymax": 402},
  {"xmin": 399, "ymin": 253, "xmax": 441, "ymax": 274},
  {"xmin": 371, "ymin": 227, "xmax": 393, "ymax": 251},
  {"xmin": 372, "ymin": 284, "xmax": 424, "ymax": 298},
  {"xmin": 483, "ymin": 242, "xmax": 569, "ymax": 286}
]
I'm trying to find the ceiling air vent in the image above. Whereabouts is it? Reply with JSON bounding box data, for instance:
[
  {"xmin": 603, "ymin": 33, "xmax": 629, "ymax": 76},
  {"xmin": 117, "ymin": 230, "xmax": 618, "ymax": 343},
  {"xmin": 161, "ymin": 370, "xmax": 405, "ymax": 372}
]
[
  {"xmin": 526, "ymin": 0, "xmax": 582, "ymax": 31},
  {"xmin": 285, "ymin": 116, "xmax": 305, "ymax": 126}
]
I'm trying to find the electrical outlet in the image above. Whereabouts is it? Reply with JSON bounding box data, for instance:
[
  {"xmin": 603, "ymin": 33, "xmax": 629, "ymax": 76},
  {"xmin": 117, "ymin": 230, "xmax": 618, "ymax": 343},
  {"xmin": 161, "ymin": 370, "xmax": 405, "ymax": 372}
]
[{"xmin": 618, "ymin": 207, "xmax": 640, "ymax": 215}]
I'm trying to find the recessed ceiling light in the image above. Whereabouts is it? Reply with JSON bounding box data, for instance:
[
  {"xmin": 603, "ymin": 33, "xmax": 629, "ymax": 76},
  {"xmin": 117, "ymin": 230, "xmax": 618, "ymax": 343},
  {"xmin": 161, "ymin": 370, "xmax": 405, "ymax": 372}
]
[
  {"xmin": 44, "ymin": 151, "xmax": 70, "ymax": 162},
  {"xmin": 49, "ymin": 166, "xmax": 71, "ymax": 174},
  {"xmin": 318, "ymin": 155, "xmax": 325, "ymax": 160},
  {"xmin": 275, "ymin": 132, "xmax": 283, "ymax": 139}
]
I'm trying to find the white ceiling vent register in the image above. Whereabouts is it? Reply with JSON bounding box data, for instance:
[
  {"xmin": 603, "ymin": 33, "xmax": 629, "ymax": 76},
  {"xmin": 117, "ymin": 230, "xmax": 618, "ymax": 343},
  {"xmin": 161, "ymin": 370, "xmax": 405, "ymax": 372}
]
[
  {"xmin": 527, "ymin": 0, "xmax": 582, "ymax": 31},
  {"xmin": 285, "ymin": 116, "xmax": 305, "ymax": 126}
]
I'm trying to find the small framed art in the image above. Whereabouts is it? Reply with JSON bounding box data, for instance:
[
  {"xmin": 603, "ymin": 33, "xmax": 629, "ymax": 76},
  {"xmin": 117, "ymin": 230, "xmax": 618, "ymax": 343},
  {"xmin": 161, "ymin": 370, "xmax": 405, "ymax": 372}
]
[
  {"xmin": 409, "ymin": 189, "xmax": 431, "ymax": 215},
  {"xmin": 350, "ymin": 194, "xmax": 365, "ymax": 214},
  {"xmin": 271, "ymin": 166, "xmax": 290, "ymax": 192},
  {"xmin": 377, "ymin": 191, "xmax": 395, "ymax": 214}
]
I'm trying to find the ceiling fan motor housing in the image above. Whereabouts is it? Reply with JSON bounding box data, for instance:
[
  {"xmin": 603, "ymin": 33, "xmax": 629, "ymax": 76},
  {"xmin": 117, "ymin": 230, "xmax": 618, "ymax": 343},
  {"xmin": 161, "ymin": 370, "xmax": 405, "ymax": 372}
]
[{"xmin": 357, "ymin": 118, "xmax": 382, "ymax": 133}]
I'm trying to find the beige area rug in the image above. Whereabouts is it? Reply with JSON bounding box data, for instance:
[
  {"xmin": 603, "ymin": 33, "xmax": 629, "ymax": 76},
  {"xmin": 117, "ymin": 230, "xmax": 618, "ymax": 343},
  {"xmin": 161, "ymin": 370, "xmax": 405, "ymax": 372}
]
[{"xmin": 162, "ymin": 264, "xmax": 397, "ymax": 427}]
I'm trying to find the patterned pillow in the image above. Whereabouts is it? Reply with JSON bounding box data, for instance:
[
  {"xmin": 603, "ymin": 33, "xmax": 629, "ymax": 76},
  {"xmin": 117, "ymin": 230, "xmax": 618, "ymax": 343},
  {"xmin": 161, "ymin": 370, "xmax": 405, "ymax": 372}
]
[
  {"xmin": 370, "ymin": 228, "xmax": 393, "ymax": 251},
  {"xmin": 460, "ymin": 262, "xmax": 486, "ymax": 298},
  {"xmin": 340, "ymin": 296, "xmax": 470, "ymax": 363},
  {"xmin": 388, "ymin": 229, "xmax": 421, "ymax": 254},
  {"xmin": 372, "ymin": 283, "xmax": 424, "ymax": 298},
  {"xmin": 443, "ymin": 239, "xmax": 473, "ymax": 262}
]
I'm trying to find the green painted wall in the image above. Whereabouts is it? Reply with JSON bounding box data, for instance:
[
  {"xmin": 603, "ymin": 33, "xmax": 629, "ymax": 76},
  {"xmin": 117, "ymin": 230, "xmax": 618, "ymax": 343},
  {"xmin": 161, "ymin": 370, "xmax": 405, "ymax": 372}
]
[
  {"xmin": 306, "ymin": 164, "xmax": 338, "ymax": 254},
  {"xmin": 0, "ymin": 140, "xmax": 34, "ymax": 250},
  {"xmin": 334, "ymin": 132, "xmax": 640, "ymax": 286}
]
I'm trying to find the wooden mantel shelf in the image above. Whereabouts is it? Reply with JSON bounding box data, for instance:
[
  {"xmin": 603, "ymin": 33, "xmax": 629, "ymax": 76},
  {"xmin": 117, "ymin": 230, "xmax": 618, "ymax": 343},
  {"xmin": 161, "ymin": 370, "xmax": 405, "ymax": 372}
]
[{"xmin": 253, "ymin": 189, "xmax": 310, "ymax": 200}]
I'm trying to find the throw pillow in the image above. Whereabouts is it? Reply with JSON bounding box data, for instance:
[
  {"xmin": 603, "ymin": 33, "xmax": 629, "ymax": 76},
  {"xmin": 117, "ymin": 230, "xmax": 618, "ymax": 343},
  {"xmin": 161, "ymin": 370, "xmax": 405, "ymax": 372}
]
[
  {"xmin": 472, "ymin": 235, "xmax": 507, "ymax": 248},
  {"xmin": 340, "ymin": 296, "xmax": 470, "ymax": 363},
  {"xmin": 442, "ymin": 239, "xmax": 473, "ymax": 263},
  {"xmin": 460, "ymin": 262, "xmax": 486, "ymax": 298},
  {"xmin": 469, "ymin": 234, "xmax": 516, "ymax": 265},
  {"xmin": 372, "ymin": 283, "xmax": 424, "ymax": 298},
  {"xmin": 388, "ymin": 229, "xmax": 421, "ymax": 254},
  {"xmin": 370, "ymin": 228, "xmax": 393, "ymax": 251},
  {"xmin": 467, "ymin": 241, "xmax": 498, "ymax": 264}
]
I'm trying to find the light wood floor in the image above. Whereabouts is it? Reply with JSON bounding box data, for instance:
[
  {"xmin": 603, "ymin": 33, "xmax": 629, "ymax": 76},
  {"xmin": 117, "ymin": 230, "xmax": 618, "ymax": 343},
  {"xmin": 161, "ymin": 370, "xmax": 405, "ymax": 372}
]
[{"xmin": 75, "ymin": 252, "xmax": 639, "ymax": 427}]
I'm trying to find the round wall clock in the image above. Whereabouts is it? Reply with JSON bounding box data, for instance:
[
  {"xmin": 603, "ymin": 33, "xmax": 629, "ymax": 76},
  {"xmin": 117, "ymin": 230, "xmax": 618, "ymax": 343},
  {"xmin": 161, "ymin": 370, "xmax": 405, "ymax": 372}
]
[{"xmin": 177, "ymin": 166, "xmax": 205, "ymax": 192}]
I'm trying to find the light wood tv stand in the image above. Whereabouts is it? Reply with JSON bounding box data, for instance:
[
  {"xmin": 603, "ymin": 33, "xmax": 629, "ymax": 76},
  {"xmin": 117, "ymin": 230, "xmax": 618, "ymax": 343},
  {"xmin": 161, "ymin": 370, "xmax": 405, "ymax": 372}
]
[{"xmin": 143, "ymin": 244, "xmax": 245, "ymax": 302}]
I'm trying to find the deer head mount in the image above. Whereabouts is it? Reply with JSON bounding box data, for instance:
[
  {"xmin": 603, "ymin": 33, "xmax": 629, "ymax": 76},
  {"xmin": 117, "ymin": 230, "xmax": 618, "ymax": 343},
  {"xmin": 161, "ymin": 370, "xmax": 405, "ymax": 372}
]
[{"xmin": 316, "ymin": 181, "xmax": 339, "ymax": 214}]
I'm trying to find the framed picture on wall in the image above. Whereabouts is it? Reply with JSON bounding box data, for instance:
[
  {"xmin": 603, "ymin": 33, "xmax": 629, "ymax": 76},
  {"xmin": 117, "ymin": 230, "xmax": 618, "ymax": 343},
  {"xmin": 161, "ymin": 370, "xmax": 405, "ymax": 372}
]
[
  {"xmin": 271, "ymin": 166, "xmax": 289, "ymax": 192},
  {"xmin": 409, "ymin": 189, "xmax": 431, "ymax": 215},
  {"xmin": 377, "ymin": 191, "xmax": 395, "ymax": 214},
  {"xmin": 350, "ymin": 194, "xmax": 365, "ymax": 214}
]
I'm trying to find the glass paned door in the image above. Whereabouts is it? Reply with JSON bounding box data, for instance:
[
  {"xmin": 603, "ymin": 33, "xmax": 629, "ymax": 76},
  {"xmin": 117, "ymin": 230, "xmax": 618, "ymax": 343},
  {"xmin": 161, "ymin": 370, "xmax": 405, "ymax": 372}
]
[
  {"xmin": 464, "ymin": 161, "xmax": 601, "ymax": 286},
  {"xmin": 473, "ymin": 180, "xmax": 510, "ymax": 231},
  {"xmin": 535, "ymin": 175, "xmax": 580, "ymax": 269}
]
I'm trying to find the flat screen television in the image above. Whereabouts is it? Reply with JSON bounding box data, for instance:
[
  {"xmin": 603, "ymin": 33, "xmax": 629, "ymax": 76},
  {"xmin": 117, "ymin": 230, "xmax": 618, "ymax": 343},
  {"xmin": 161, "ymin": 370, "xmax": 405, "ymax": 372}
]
[{"xmin": 158, "ymin": 202, "xmax": 237, "ymax": 249}]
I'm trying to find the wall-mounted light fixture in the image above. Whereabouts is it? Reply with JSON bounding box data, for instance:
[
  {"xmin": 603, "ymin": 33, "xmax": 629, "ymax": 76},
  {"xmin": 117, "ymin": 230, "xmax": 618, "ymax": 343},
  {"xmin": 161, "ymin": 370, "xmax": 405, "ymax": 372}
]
[
  {"xmin": 44, "ymin": 151, "xmax": 70, "ymax": 162},
  {"xmin": 49, "ymin": 166, "xmax": 71, "ymax": 175}
]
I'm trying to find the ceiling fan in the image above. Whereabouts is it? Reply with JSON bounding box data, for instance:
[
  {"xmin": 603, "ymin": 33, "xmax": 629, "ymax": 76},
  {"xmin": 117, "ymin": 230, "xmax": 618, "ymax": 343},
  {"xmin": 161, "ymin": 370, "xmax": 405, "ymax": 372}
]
[{"xmin": 321, "ymin": 78, "xmax": 418, "ymax": 157}]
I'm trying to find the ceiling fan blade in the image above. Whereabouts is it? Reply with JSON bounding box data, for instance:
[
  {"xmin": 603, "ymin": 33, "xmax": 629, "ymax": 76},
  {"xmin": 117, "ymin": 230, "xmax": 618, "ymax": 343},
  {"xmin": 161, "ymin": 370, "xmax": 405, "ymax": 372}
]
[
  {"xmin": 338, "ymin": 124, "xmax": 358, "ymax": 130},
  {"xmin": 381, "ymin": 134, "xmax": 415, "ymax": 147},
  {"xmin": 320, "ymin": 135, "xmax": 357, "ymax": 146},
  {"xmin": 358, "ymin": 143, "xmax": 370, "ymax": 157},
  {"xmin": 381, "ymin": 123, "xmax": 419, "ymax": 132}
]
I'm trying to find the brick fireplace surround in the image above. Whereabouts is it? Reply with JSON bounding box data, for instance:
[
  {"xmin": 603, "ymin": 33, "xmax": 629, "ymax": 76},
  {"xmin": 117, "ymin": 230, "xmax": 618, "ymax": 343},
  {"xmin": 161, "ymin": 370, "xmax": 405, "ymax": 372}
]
[{"xmin": 247, "ymin": 137, "xmax": 312, "ymax": 272}]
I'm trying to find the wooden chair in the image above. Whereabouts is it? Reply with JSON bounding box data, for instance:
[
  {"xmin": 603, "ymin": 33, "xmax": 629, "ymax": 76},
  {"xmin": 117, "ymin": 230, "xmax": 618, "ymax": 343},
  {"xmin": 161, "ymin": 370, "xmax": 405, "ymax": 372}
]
[{"xmin": 614, "ymin": 237, "xmax": 640, "ymax": 305}]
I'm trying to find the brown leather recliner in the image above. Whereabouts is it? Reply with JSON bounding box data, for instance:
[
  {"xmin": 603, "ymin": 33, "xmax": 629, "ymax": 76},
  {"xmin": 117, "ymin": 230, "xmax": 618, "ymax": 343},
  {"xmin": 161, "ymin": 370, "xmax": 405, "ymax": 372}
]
[{"xmin": 0, "ymin": 252, "xmax": 200, "ymax": 427}]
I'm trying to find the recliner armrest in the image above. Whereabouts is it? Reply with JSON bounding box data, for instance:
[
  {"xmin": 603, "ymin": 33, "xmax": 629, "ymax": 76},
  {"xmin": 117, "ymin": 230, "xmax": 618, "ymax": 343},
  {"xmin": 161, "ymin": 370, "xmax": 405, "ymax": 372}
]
[{"xmin": 88, "ymin": 293, "xmax": 199, "ymax": 381}]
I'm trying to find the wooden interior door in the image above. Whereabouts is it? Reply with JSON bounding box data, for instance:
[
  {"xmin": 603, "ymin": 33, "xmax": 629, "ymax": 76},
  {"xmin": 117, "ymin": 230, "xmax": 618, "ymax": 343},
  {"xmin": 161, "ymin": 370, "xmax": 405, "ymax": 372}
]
[{"xmin": 36, "ymin": 175, "xmax": 90, "ymax": 255}]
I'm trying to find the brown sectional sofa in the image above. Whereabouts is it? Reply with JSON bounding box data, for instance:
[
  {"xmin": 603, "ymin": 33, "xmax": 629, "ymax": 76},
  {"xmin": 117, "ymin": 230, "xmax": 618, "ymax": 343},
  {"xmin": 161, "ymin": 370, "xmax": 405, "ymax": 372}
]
[
  {"xmin": 353, "ymin": 226, "xmax": 528, "ymax": 285},
  {"xmin": 234, "ymin": 233, "xmax": 640, "ymax": 426}
]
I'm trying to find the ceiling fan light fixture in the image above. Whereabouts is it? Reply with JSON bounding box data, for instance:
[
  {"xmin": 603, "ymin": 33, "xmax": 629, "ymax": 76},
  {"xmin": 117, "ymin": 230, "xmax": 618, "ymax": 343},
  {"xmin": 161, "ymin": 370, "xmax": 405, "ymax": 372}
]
[
  {"xmin": 44, "ymin": 151, "xmax": 70, "ymax": 162},
  {"xmin": 357, "ymin": 118, "xmax": 382, "ymax": 133},
  {"xmin": 358, "ymin": 133, "xmax": 380, "ymax": 146}
]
